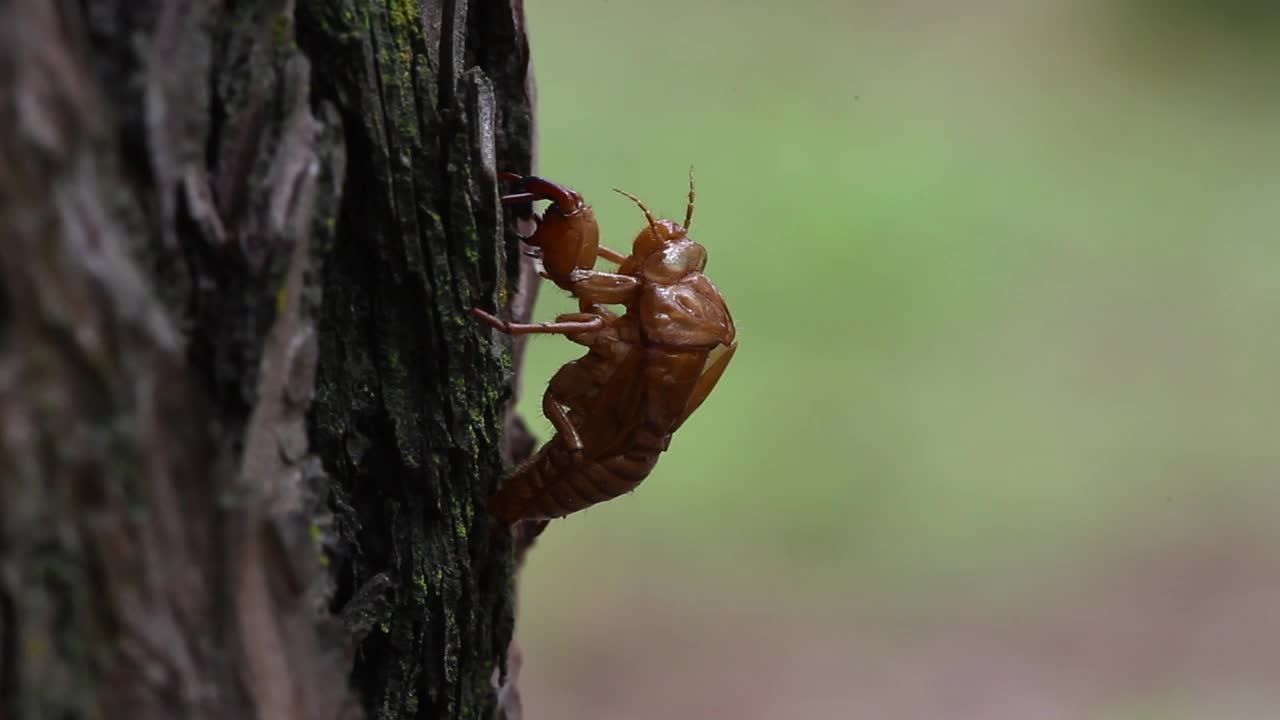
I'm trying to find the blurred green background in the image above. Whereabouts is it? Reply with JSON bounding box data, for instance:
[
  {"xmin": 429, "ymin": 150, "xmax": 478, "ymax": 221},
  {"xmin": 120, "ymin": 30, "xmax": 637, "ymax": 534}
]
[{"xmin": 511, "ymin": 1, "xmax": 1280, "ymax": 717}]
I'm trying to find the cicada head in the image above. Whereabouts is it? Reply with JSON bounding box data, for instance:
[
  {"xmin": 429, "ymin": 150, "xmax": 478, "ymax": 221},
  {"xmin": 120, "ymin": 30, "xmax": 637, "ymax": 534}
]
[{"xmin": 614, "ymin": 168, "xmax": 704, "ymax": 283}]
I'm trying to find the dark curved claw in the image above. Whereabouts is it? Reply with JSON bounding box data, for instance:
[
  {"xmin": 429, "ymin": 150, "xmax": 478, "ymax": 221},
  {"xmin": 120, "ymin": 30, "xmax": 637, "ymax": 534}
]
[
  {"xmin": 523, "ymin": 176, "xmax": 583, "ymax": 213},
  {"xmin": 499, "ymin": 171, "xmax": 536, "ymax": 209},
  {"xmin": 501, "ymin": 192, "xmax": 539, "ymax": 205},
  {"xmin": 498, "ymin": 173, "xmax": 584, "ymax": 215}
]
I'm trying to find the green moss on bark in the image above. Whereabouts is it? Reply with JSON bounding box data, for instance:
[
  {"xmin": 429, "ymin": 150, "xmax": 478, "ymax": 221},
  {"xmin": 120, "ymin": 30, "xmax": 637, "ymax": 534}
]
[{"xmin": 299, "ymin": 1, "xmax": 534, "ymax": 718}]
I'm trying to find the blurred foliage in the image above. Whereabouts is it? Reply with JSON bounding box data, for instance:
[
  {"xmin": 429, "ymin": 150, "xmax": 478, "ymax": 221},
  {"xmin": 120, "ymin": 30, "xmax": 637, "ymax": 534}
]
[
  {"xmin": 511, "ymin": 0, "xmax": 1280, "ymax": 601},
  {"xmin": 507, "ymin": 2, "xmax": 1280, "ymax": 716},
  {"xmin": 1122, "ymin": 0, "xmax": 1280, "ymax": 34}
]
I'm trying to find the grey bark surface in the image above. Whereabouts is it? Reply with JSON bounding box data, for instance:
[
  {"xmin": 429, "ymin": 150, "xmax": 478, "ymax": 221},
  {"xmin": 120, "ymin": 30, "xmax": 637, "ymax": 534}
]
[{"xmin": 0, "ymin": 1, "xmax": 536, "ymax": 718}]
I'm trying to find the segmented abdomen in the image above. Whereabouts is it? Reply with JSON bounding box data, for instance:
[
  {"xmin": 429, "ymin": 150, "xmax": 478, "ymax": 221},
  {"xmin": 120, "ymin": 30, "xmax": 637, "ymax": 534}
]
[{"xmin": 487, "ymin": 425, "xmax": 667, "ymax": 525}]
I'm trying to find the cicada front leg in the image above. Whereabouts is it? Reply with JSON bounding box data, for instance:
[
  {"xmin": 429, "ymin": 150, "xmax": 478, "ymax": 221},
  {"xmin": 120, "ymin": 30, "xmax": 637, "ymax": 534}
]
[{"xmin": 595, "ymin": 245, "xmax": 628, "ymax": 264}]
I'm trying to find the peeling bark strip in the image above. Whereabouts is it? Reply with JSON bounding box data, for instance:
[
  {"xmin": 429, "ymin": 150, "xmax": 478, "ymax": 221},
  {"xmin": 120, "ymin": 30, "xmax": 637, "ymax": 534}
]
[{"xmin": 299, "ymin": 2, "xmax": 536, "ymax": 718}]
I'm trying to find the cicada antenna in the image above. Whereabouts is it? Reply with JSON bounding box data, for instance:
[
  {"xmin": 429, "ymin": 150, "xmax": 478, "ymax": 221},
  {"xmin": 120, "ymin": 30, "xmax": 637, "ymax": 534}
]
[
  {"xmin": 612, "ymin": 187, "xmax": 662, "ymax": 239},
  {"xmin": 684, "ymin": 165, "xmax": 696, "ymax": 230}
]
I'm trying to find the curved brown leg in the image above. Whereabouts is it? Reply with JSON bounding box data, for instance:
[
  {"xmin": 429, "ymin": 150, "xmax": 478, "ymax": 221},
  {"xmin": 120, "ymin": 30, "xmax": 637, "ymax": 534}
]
[
  {"xmin": 501, "ymin": 192, "xmax": 539, "ymax": 205},
  {"xmin": 499, "ymin": 173, "xmax": 539, "ymax": 219},
  {"xmin": 471, "ymin": 308, "xmax": 603, "ymax": 336},
  {"xmin": 542, "ymin": 391, "xmax": 583, "ymax": 453},
  {"xmin": 597, "ymin": 246, "xmax": 628, "ymax": 264}
]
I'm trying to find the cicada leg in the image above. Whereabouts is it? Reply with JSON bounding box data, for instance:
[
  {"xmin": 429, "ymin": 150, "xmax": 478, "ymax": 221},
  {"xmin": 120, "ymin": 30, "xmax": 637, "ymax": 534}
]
[
  {"xmin": 596, "ymin": 246, "xmax": 628, "ymax": 264},
  {"xmin": 470, "ymin": 308, "xmax": 603, "ymax": 336},
  {"xmin": 542, "ymin": 390, "xmax": 584, "ymax": 454}
]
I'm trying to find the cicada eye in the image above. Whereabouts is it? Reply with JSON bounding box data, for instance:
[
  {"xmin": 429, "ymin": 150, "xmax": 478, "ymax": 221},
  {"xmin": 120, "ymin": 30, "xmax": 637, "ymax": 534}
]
[
  {"xmin": 631, "ymin": 226, "xmax": 663, "ymax": 258},
  {"xmin": 676, "ymin": 242, "xmax": 707, "ymax": 273}
]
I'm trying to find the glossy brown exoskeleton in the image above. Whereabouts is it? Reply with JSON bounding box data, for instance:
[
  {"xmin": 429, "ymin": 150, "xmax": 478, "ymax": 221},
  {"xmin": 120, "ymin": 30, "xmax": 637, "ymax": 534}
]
[{"xmin": 473, "ymin": 171, "xmax": 736, "ymax": 525}]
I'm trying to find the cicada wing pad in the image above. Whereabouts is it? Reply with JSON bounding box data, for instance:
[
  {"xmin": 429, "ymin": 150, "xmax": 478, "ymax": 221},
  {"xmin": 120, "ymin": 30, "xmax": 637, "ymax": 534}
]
[{"xmin": 671, "ymin": 340, "xmax": 737, "ymax": 434}]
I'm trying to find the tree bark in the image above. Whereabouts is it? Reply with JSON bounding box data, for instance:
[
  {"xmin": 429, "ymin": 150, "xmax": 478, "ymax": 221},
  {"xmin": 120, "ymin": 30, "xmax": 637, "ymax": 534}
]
[{"xmin": 0, "ymin": 1, "xmax": 535, "ymax": 719}]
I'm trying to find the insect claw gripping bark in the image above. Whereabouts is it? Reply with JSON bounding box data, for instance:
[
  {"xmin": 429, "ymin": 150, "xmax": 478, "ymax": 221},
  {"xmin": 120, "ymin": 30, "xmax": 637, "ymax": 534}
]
[{"xmin": 476, "ymin": 171, "xmax": 737, "ymax": 526}]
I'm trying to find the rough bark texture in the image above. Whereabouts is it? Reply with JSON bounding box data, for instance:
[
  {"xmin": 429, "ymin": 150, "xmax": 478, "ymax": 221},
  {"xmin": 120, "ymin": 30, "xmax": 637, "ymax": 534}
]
[
  {"xmin": 0, "ymin": 1, "xmax": 535, "ymax": 719},
  {"xmin": 298, "ymin": 2, "xmax": 536, "ymax": 718}
]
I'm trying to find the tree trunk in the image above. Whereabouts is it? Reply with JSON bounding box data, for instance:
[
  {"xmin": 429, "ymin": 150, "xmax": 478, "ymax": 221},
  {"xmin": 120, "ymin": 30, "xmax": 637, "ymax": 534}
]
[{"xmin": 0, "ymin": 1, "xmax": 536, "ymax": 719}]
